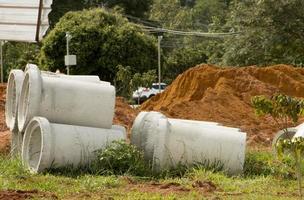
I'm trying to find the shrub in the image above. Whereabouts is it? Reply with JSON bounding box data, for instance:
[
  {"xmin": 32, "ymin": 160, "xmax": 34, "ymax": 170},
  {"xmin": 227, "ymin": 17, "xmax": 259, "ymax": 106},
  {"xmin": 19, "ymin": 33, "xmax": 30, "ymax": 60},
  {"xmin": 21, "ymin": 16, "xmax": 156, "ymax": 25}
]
[{"xmin": 40, "ymin": 8, "xmax": 157, "ymax": 82}]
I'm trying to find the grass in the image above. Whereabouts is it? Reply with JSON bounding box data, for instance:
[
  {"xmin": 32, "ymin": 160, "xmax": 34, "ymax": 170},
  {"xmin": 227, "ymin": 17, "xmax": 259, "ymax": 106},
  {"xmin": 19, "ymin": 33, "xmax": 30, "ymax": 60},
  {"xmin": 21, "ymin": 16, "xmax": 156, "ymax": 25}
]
[{"xmin": 0, "ymin": 150, "xmax": 303, "ymax": 199}]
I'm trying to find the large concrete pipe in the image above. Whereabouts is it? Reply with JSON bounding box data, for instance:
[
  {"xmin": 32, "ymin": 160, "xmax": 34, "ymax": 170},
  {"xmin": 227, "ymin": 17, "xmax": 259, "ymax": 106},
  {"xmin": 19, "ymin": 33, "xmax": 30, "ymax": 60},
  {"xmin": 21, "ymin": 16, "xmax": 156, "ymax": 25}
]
[
  {"xmin": 17, "ymin": 66, "xmax": 115, "ymax": 132},
  {"xmin": 131, "ymin": 112, "xmax": 247, "ymax": 175},
  {"xmin": 5, "ymin": 70, "xmax": 25, "ymax": 131},
  {"xmin": 22, "ymin": 117, "xmax": 126, "ymax": 173}
]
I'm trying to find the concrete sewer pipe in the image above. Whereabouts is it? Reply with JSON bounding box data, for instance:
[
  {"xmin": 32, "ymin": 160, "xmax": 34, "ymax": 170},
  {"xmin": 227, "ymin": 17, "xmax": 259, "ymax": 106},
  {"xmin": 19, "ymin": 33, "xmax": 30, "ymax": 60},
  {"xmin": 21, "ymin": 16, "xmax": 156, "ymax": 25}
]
[
  {"xmin": 22, "ymin": 117, "xmax": 126, "ymax": 173},
  {"xmin": 17, "ymin": 66, "xmax": 115, "ymax": 132},
  {"xmin": 131, "ymin": 111, "xmax": 247, "ymax": 175},
  {"xmin": 6, "ymin": 65, "xmax": 109, "ymax": 154}
]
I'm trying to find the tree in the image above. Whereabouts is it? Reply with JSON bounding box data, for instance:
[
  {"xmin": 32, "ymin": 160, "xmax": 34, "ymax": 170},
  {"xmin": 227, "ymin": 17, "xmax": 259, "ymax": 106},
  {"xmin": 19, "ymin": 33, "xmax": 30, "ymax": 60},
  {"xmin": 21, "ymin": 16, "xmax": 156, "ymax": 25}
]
[
  {"xmin": 2, "ymin": 42, "xmax": 39, "ymax": 81},
  {"xmin": 49, "ymin": 0, "xmax": 87, "ymax": 28},
  {"xmin": 98, "ymin": 0, "xmax": 153, "ymax": 18},
  {"xmin": 211, "ymin": 0, "xmax": 304, "ymax": 66},
  {"xmin": 164, "ymin": 44, "xmax": 207, "ymax": 83},
  {"xmin": 40, "ymin": 8, "xmax": 157, "ymax": 82},
  {"xmin": 115, "ymin": 65, "xmax": 156, "ymax": 100}
]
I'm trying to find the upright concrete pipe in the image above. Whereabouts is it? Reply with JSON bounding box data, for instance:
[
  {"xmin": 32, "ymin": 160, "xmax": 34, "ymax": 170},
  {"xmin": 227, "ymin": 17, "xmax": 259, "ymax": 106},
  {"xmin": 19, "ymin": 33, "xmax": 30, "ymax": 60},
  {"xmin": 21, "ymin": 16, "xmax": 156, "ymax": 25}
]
[
  {"xmin": 22, "ymin": 117, "xmax": 126, "ymax": 173},
  {"xmin": 131, "ymin": 112, "xmax": 247, "ymax": 175},
  {"xmin": 17, "ymin": 66, "xmax": 115, "ymax": 132}
]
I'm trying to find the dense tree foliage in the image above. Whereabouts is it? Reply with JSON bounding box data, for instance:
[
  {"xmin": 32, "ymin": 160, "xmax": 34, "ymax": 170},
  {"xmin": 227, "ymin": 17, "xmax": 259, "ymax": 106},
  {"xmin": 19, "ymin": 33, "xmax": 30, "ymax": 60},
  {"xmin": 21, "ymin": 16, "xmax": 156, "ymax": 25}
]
[
  {"xmin": 49, "ymin": 0, "xmax": 153, "ymax": 28},
  {"xmin": 209, "ymin": 0, "xmax": 304, "ymax": 66},
  {"xmin": 2, "ymin": 42, "xmax": 39, "ymax": 81},
  {"xmin": 98, "ymin": 0, "xmax": 153, "ymax": 18},
  {"xmin": 40, "ymin": 9, "xmax": 157, "ymax": 82}
]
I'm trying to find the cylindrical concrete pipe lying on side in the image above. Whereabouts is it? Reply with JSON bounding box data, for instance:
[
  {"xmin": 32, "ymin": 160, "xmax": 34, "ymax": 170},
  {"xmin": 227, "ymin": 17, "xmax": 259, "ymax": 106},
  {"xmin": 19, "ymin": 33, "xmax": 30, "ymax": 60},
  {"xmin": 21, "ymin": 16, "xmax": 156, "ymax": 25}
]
[
  {"xmin": 131, "ymin": 111, "xmax": 247, "ymax": 175},
  {"xmin": 17, "ymin": 66, "xmax": 115, "ymax": 132},
  {"xmin": 22, "ymin": 117, "xmax": 126, "ymax": 173},
  {"xmin": 5, "ymin": 65, "xmax": 108, "ymax": 154}
]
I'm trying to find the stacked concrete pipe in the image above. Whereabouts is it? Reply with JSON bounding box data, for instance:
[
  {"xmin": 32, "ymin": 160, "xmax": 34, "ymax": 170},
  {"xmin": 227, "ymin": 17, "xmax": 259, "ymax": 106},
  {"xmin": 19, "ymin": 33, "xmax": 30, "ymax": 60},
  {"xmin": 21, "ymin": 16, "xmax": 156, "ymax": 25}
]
[
  {"xmin": 6, "ymin": 64, "xmax": 105, "ymax": 155},
  {"xmin": 131, "ymin": 111, "xmax": 247, "ymax": 175},
  {"xmin": 5, "ymin": 64, "xmax": 126, "ymax": 172}
]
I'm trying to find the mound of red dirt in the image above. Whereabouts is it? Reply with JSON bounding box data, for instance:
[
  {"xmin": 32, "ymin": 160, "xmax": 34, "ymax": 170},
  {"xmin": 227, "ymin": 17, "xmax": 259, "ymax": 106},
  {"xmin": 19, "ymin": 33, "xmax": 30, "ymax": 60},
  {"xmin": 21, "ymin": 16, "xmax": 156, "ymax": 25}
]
[
  {"xmin": 141, "ymin": 64, "xmax": 304, "ymax": 146},
  {"xmin": 0, "ymin": 84, "xmax": 9, "ymax": 154},
  {"xmin": 113, "ymin": 97, "xmax": 138, "ymax": 138}
]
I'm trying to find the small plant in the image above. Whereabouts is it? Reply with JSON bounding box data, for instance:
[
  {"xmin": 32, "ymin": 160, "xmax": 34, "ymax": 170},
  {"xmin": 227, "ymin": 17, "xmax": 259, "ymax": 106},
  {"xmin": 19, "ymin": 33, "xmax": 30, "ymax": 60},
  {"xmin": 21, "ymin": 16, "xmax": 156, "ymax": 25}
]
[
  {"xmin": 277, "ymin": 137, "xmax": 304, "ymax": 198},
  {"xmin": 252, "ymin": 94, "xmax": 304, "ymax": 197},
  {"xmin": 244, "ymin": 151, "xmax": 294, "ymax": 178},
  {"xmin": 92, "ymin": 140, "xmax": 151, "ymax": 176}
]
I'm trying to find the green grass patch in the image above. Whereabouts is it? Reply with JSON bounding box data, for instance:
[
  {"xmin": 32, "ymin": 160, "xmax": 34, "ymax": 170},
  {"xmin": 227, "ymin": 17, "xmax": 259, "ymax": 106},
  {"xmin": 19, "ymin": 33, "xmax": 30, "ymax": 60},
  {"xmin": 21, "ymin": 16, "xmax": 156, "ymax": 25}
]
[{"xmin": 0, "ymin": 149, "xmax": 302, "ymax": 199}]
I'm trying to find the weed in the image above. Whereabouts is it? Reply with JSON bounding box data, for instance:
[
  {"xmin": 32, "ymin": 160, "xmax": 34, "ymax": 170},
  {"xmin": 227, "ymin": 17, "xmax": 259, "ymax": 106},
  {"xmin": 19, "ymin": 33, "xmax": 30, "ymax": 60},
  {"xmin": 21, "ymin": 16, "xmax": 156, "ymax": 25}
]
[
  {"xmin": 244, "ymin": 150, "xmax": 295, "ymax": 178},
  {"xmin": 92, "ymin": 140, "xmax": 152, "ymax": 176}
]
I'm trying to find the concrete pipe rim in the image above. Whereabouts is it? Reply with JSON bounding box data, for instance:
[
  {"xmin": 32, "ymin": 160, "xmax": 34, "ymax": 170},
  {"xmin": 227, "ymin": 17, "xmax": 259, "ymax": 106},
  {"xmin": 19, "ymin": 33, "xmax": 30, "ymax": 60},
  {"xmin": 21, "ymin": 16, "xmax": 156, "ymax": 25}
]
[
  {"xmin": 272, "ymin": 128, "xmax": 297, "ymax": 155},
  {"xmin": 22, "ymin": 117, "xmax": 53, "ymax": 173},
  {"xmin": 18, "ymin": 67, "xmax": 42, "ymax": 132},
  {"xmin": 130, "ymin": 111, "xmax": 149, "ymax": 148},
  {"xmin": 5, "ymin": 70, "xmax": 24, "ymax": 131}
]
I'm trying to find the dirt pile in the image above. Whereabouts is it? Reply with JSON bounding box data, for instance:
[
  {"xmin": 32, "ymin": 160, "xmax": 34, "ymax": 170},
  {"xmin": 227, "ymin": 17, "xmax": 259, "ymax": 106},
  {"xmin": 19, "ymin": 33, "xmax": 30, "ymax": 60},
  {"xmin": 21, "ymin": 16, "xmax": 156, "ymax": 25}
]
[
  {"xmin": 0, "ymin": 84, "xmax": 9, "ymax": 154},
  {"xmin": 113, "ymin": 97, "xmax": 138, "ymax": 138},
  {"xmin": 141, "ymin": 64, "xmax": 304, "ymax": 146}
]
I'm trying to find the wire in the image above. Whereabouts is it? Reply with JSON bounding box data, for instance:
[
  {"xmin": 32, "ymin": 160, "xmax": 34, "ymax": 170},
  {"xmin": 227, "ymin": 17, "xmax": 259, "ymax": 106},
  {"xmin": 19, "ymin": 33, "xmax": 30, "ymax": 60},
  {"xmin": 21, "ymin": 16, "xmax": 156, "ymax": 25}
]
[{"xmin": 141, "ymin": 25, "xmax": 239, "ymax": 38}]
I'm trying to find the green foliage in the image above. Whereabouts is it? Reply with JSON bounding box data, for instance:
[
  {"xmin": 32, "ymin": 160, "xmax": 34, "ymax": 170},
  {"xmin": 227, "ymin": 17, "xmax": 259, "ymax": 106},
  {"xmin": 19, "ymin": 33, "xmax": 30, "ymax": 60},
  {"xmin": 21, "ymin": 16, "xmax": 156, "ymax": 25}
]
[
  {"xmin": 252, "ymin": 94, "xmax": 304, "ymax": 197},
  {"xmin": 277, "ymin": 137, "xmax": 304, "ymax": 197},
  {"xmin": 98, "ymin": 0, "xmax": 153, "ymax": 18},
  {"xmin": 2, "ymin": 42, "xmax": 39, "ymax": 81},
  {"xmin": 49, "ymin": 0, "xmax": 87, "ymax": 28},
  {"xmin": 115, "ymin": 65, "xmax": 157, "ymax": 99},
  {"xmin": 210, "ymin": 0, "xmax": 304, "ymax": 66},
  {"xmin": 40, "ymin": 8, "xmax": 157, "ymax": 82},
  {"xmin": 244, "ymin": 151, "xmax": 294, "ymax": 178},
  {"xmin": 92, "ymin": 140, "xmax": 151, "ymax": 176},
  {"xmin": 164, "ymin": 45, "xmax": 207, "ymax": 82},
  {"xmin": 252, "ymin": 94, "xmax": 304, "ymax": 132}
]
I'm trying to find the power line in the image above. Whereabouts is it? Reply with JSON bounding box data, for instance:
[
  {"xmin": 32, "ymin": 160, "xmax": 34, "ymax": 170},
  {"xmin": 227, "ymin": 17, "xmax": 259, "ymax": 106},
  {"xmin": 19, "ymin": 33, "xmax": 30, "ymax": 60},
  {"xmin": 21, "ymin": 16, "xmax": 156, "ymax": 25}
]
[{"xmin": 141, "ymin": 25, "xmax": 240, "ymax": 38}]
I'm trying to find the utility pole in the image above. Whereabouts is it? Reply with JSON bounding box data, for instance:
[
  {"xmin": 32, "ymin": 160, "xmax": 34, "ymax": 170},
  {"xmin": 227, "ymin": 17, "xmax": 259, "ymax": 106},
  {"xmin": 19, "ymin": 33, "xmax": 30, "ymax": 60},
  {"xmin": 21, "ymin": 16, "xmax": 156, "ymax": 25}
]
[
  {"xmin": 158, "ymin": 35, "xmax": 162, "ymax": 92},
  {"xmin": 0, "ymin": 41, "xmax": 3, "ymax": 83},
  {"xmin": 66, "ymin": 32, "xmax": 72, "ymax": 75}
]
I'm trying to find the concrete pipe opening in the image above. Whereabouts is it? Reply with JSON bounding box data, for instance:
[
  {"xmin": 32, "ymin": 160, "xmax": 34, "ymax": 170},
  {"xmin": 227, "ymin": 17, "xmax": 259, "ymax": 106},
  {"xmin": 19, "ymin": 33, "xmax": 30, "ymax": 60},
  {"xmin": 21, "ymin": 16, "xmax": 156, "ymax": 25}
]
[
  {"xmin": 5, "ymin": 70, "xmax": 24, "ymax": 131},
  {"xmin": 22, "ymin": 117, "xmax": 51, "ymax": 173}
]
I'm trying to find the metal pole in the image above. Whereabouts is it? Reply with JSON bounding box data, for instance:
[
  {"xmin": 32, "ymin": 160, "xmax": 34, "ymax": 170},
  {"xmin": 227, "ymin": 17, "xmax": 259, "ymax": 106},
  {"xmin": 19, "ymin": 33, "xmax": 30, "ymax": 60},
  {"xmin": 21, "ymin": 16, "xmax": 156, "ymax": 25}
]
[
  {"xmin": 158, "ymin": 36, "xmax": 162, "ymax": 92},
  {"xmin": 0, "ymin": 41, "xmax": 3, "ymax": 83},
  {"xmin": 66, "ymin": 32, "xmax": 70, "ymax": 75}
]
